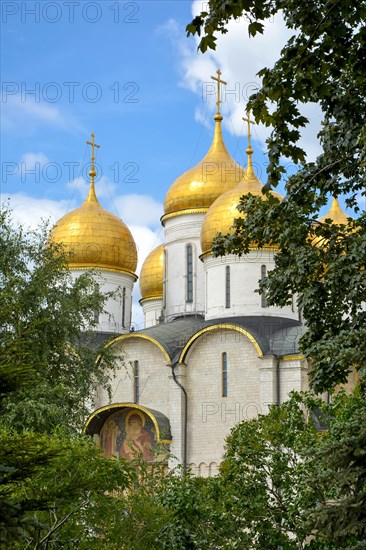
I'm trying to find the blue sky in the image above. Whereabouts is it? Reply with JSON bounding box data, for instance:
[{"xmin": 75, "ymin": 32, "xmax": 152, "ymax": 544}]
[
  {"xmin": 1, "ymin": 1, "xmax": 358, "ymax": 327},
  {"xmin": 2, "ymin": 1, "xmax": 203, "ymax": 203}
]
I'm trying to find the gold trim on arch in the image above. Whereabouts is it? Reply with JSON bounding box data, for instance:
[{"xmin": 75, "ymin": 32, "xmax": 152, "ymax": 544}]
[
  {"xmin": 83, "ymin": 402, "xmax": 172, "ymax": 444},
  {"xmin": 105, "ymin": 333, "xmax": 170, "ymax": 362},
  {"xmin": 179, "ymin": 323, "xmax": 263, "ymax": 363},
  {"xmin": 161, "ymin": 208, "xmax": 209, "ymax": 225},
  {"xmin": 282, "ymin": 354, "xmax": 305, "ymax": 361}
]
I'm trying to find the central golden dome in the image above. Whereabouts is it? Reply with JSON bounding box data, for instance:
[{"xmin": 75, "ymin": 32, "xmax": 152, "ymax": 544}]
[
  {"xmin": 201, "ymin": 148, "xmax": 282, "ymax": 255},
  {"xmin": 50, "ymin": 174, "xmax": 137, "ymax": 275},
  {"xmin": 162, "ymin": 114, "xmax": 245, "ymax": 224},
  {"xmin": 139, "ymin": 244, "xmax": 164, "ymax": 302}
]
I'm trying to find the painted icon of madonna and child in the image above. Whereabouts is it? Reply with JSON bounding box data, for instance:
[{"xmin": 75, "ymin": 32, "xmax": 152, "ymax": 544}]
[{"xmin": 99, "ymin": 409, "xmax": 156, "ymax": 462}]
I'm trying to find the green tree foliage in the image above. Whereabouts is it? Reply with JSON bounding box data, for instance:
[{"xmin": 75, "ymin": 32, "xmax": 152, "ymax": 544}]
[
  {"xmin": 105, "ymin": 394, "xmax": 365, "ymax": 549},
  {"xmin": 109, "ymin": 462, "xmax": 222, "ymax": 549},
  {"xmin": 0, "ymin": 430, "xmax": 134, "ymax": 549},
  {"xmin": 0, "ymin": 207, "xmax": 134, "ymax": 547},
  {"xmin": 212, "ymin": 392, "xmax": 366, "ymax": 549},
  {"xmin": 307, "ymin": 392, "xmax": 366, "ymax": 548},
  {"xmin": 0, "ymin": 206, "xmax": 119, "ymax": 432},
  {"xmin": 187, "ymin": 0, "xmax": 366, "ymax": 392}
]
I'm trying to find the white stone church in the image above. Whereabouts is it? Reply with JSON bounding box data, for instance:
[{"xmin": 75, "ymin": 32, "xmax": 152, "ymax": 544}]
[{"xmin": 50, "ymin": 78, "xmax": 349, "ymax": 474}]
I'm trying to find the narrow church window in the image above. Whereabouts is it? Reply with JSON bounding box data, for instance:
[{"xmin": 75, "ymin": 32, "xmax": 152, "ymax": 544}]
[
  {"xmin": 186, "ymin": 244, "xmax": 193, "ymax": 302},
  {"xmin": 261, "ymin": 265, "xmax": 267, "ymax": 308},
  {"xmin": 122, "ymin": 287, "xmax": 126, "ymax": 328},
  {"xmin": 222, "ymin": 352, "xmax": 228, "ymax": 397},
  {"xmin": 225, "ymin": 265, "xmax": 230, "ymax": 308},
  {"xmin": 134, "ymin": 360, "xmax": 139, "ymax": 403}
]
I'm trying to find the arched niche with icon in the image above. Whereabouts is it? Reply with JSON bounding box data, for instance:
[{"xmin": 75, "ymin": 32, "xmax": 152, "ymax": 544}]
[{"xmin": 84, "ymin": 404, "xmax": 172, "ymax": 463}]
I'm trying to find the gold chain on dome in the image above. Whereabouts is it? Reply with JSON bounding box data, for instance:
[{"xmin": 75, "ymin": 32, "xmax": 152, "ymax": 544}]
[
  {"xmin": 242, "ymin": 110, "xmax": 255, "ymax": 176},
  {"xmin": 211, "ymin": 68, "xmax": 227, "ymax": 120},
  {"xmin": 86, "ymin": 132, "xmax": 100, "ymax": 203}
]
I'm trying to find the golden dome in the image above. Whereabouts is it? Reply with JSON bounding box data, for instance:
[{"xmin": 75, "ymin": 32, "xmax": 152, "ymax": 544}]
[
  {"xmin": 318, "ymin": 197, "xmax": 349, "ymax": 225},
  {"xmin": 50, "ymin": 174, "xmax": 137, "ymax": 275},
  {"xmin": 311, "ymin": 197, "xmax": 351, "ymax": 248},
  {"xmin": 162, "ymin": 114, "xmax": 245, "ymax": 224},
  {"xmin": 139, "ymin": 244, "xmax": 164, "ymax": 302},
  {"xmin": 201, "ymin": 148, "xmax": 282, "ymax": 255}
]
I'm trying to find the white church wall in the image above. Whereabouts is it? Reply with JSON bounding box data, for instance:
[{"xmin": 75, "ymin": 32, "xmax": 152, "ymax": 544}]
[
  {"xmin": 259, "ymin": 356, "xmax": 278, "ymax": 414},
  {"xmin": 203, "ymin": 252, "xmax": 299, "ymax": 320},
  {"xmin": 141, "ymin": 298, "xmax": 163, "ymax": 328},
  {"xmin": 259, "ymin": 356, "xmax": 309, "ymax": 415},
  {"xmin": 280, "ymin": 358, "xmax": 309, "ymax": 398},
  {"xmin": 94, "ymin": 337, "xmax": 170, "ymax": 419},
  {"xmin": 168, "ymin": 363, "xmax": 186, "ymax": 469},
  {"xmin": 164, "ymin": 213, "xmax": 205, "ymax": 319},
  {"xmin": 71, "ymin": 269, "xmax": 134, "ymax": 334},
  {"xmin": 184, "ymin": 328, "xmax": 262, "ymax": 467}
]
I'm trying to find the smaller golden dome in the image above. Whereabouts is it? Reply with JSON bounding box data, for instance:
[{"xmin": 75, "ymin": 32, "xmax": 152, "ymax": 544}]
[
  {"xmin": 50, "ymin": 171, "xmax": 137, "ymax": 275},
  {"xmin": 318, "ymin": 197, "xmax": 349, "ymax": 225},
  {"xmin": 162, "ymin": 114, "xmax": 245, "ymax": 223},
  {"xmin": 201, "ymin": 149, "xmax": 282, "ymax": 255},
  {"xmin": 139, "ymin": 244, "xmax": 164, "ymax": 301},
  {"xmin": 311, "ymin": 197, "xmax": 351, "ymax": 247}
]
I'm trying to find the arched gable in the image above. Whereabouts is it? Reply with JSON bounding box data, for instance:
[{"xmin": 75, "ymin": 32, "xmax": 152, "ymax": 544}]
[
  {"xmin": 105, "ymin": 333, "xmax": 170, "ymax": 363},
  {"xmin": 178, "ymin": 323, "xmax": 264, "ymax": 363}
]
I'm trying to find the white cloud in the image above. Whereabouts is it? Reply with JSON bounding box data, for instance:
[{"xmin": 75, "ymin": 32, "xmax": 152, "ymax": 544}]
[
  {"xmin": 194, "ymin": 106, "xmax": 211, "ymax": 128},
  {"xmin": 130, "ymin": 225, "xmax": 163, "ymax": 331},
  {"xmin": 2, "ymin": 93, "xmax": 84, "ymax": 133},
  {"xmin": 165, "ymin": 5, "xmax": 322, "ymax": 162},
  {"xmin": 1, "ymin": 193, "xmax": 74, "ymax": 229},
  {"xmin": 129, "ymin": 225, "xmax": 163, "ymax": 276},
  {"xmin": 113, "ymin": 194, "xmax": 163, "ymax": 228},
  {"xmin": 21, "ymin": 152, "xmax": 49, "ymax": 169},
  {"xmin": 19, "ymin": 152, "xmax": 50, "ymax": 181}
]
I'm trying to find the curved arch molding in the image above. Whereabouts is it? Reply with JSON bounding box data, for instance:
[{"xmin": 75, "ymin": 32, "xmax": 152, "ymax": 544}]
[
  {"xmin": 104, "ymin": 333, "xmax": 170, "ymax": 362},
  {"xmin": 178, "ymin": 323, "xmax": 264, "ymax": 363},
  {"xmin": 84, "ymin": 403, "xmax": 172, "ymax": 444}
]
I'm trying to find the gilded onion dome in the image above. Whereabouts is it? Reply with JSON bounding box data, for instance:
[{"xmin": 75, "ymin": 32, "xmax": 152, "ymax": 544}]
[
  {"xmin": 201, "ymin": 144, "xmax": 282, "ymax": 255},
  {"xmin": 139, "ymin": 244, "xmax": 164, "ymax": 302},
  {"xmin": 318, "ymin": 197, "xmax": 349, "ymax": 225},
  {"xmin": 50, "ymin": 135, "xmax": 137, "ymax": 275},
  {"xmin": 162, "ymin": 113, "xmax": 245, "ymax": 223},
  {"xmin": 311, "ymin": 197, "xmax": 350, "ymax": 247}
]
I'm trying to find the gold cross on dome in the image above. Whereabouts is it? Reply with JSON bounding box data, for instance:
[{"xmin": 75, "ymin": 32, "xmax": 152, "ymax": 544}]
[
  {"xmin": 86, "ymin": 132, "xmax": 100, "ymax": 169},
  {"xmin": 211, "ymin": 69, "xmax": 227, "ymax": 114},
  {"xmin": 242, "ymin": 111, "xmax": 255, "ymax": 149}
]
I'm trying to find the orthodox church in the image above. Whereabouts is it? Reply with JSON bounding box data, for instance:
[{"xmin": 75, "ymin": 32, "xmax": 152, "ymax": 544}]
[{"xmin": 50, "ymin": 73, "xmax": 350, "ymax": 474}]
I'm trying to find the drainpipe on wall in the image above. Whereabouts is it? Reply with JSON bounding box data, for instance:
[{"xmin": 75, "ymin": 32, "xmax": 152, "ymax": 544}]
[
  {"xmin": 274, "ymin": 355, "xmax": 282, "ymax": 405},
  {"xmin": 170, "ymin": 362, "xmax": 188, "ymax": 471}
]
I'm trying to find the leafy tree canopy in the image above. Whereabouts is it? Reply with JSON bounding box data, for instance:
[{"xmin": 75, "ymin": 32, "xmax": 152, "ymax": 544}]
[
  {"xmin": 0, "ymin": 207, "xmax": 134, "ymax": 547},
  {"xmin": 93, "ymin": 393, "xmax": 365, "ymax": 549},
  {"xmin": 0, "ymin": 429, "xmax": 135, "ymax": 549},
  {"xmin": 187, "ymin": 0, "xmax": 366, "ymax": 391},
  {"xmin": 219, "ymin": 391, "xmax": 366, "ymax": 549},
  {"xmin": 0, "ymin": 206, "xmax": 120, "ymax": 432}
]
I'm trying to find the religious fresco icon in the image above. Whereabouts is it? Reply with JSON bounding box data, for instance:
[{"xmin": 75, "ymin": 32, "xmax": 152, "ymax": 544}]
[{"xmin": 99, "ymin": 409, "xmax": 156, "ymax": 462}]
